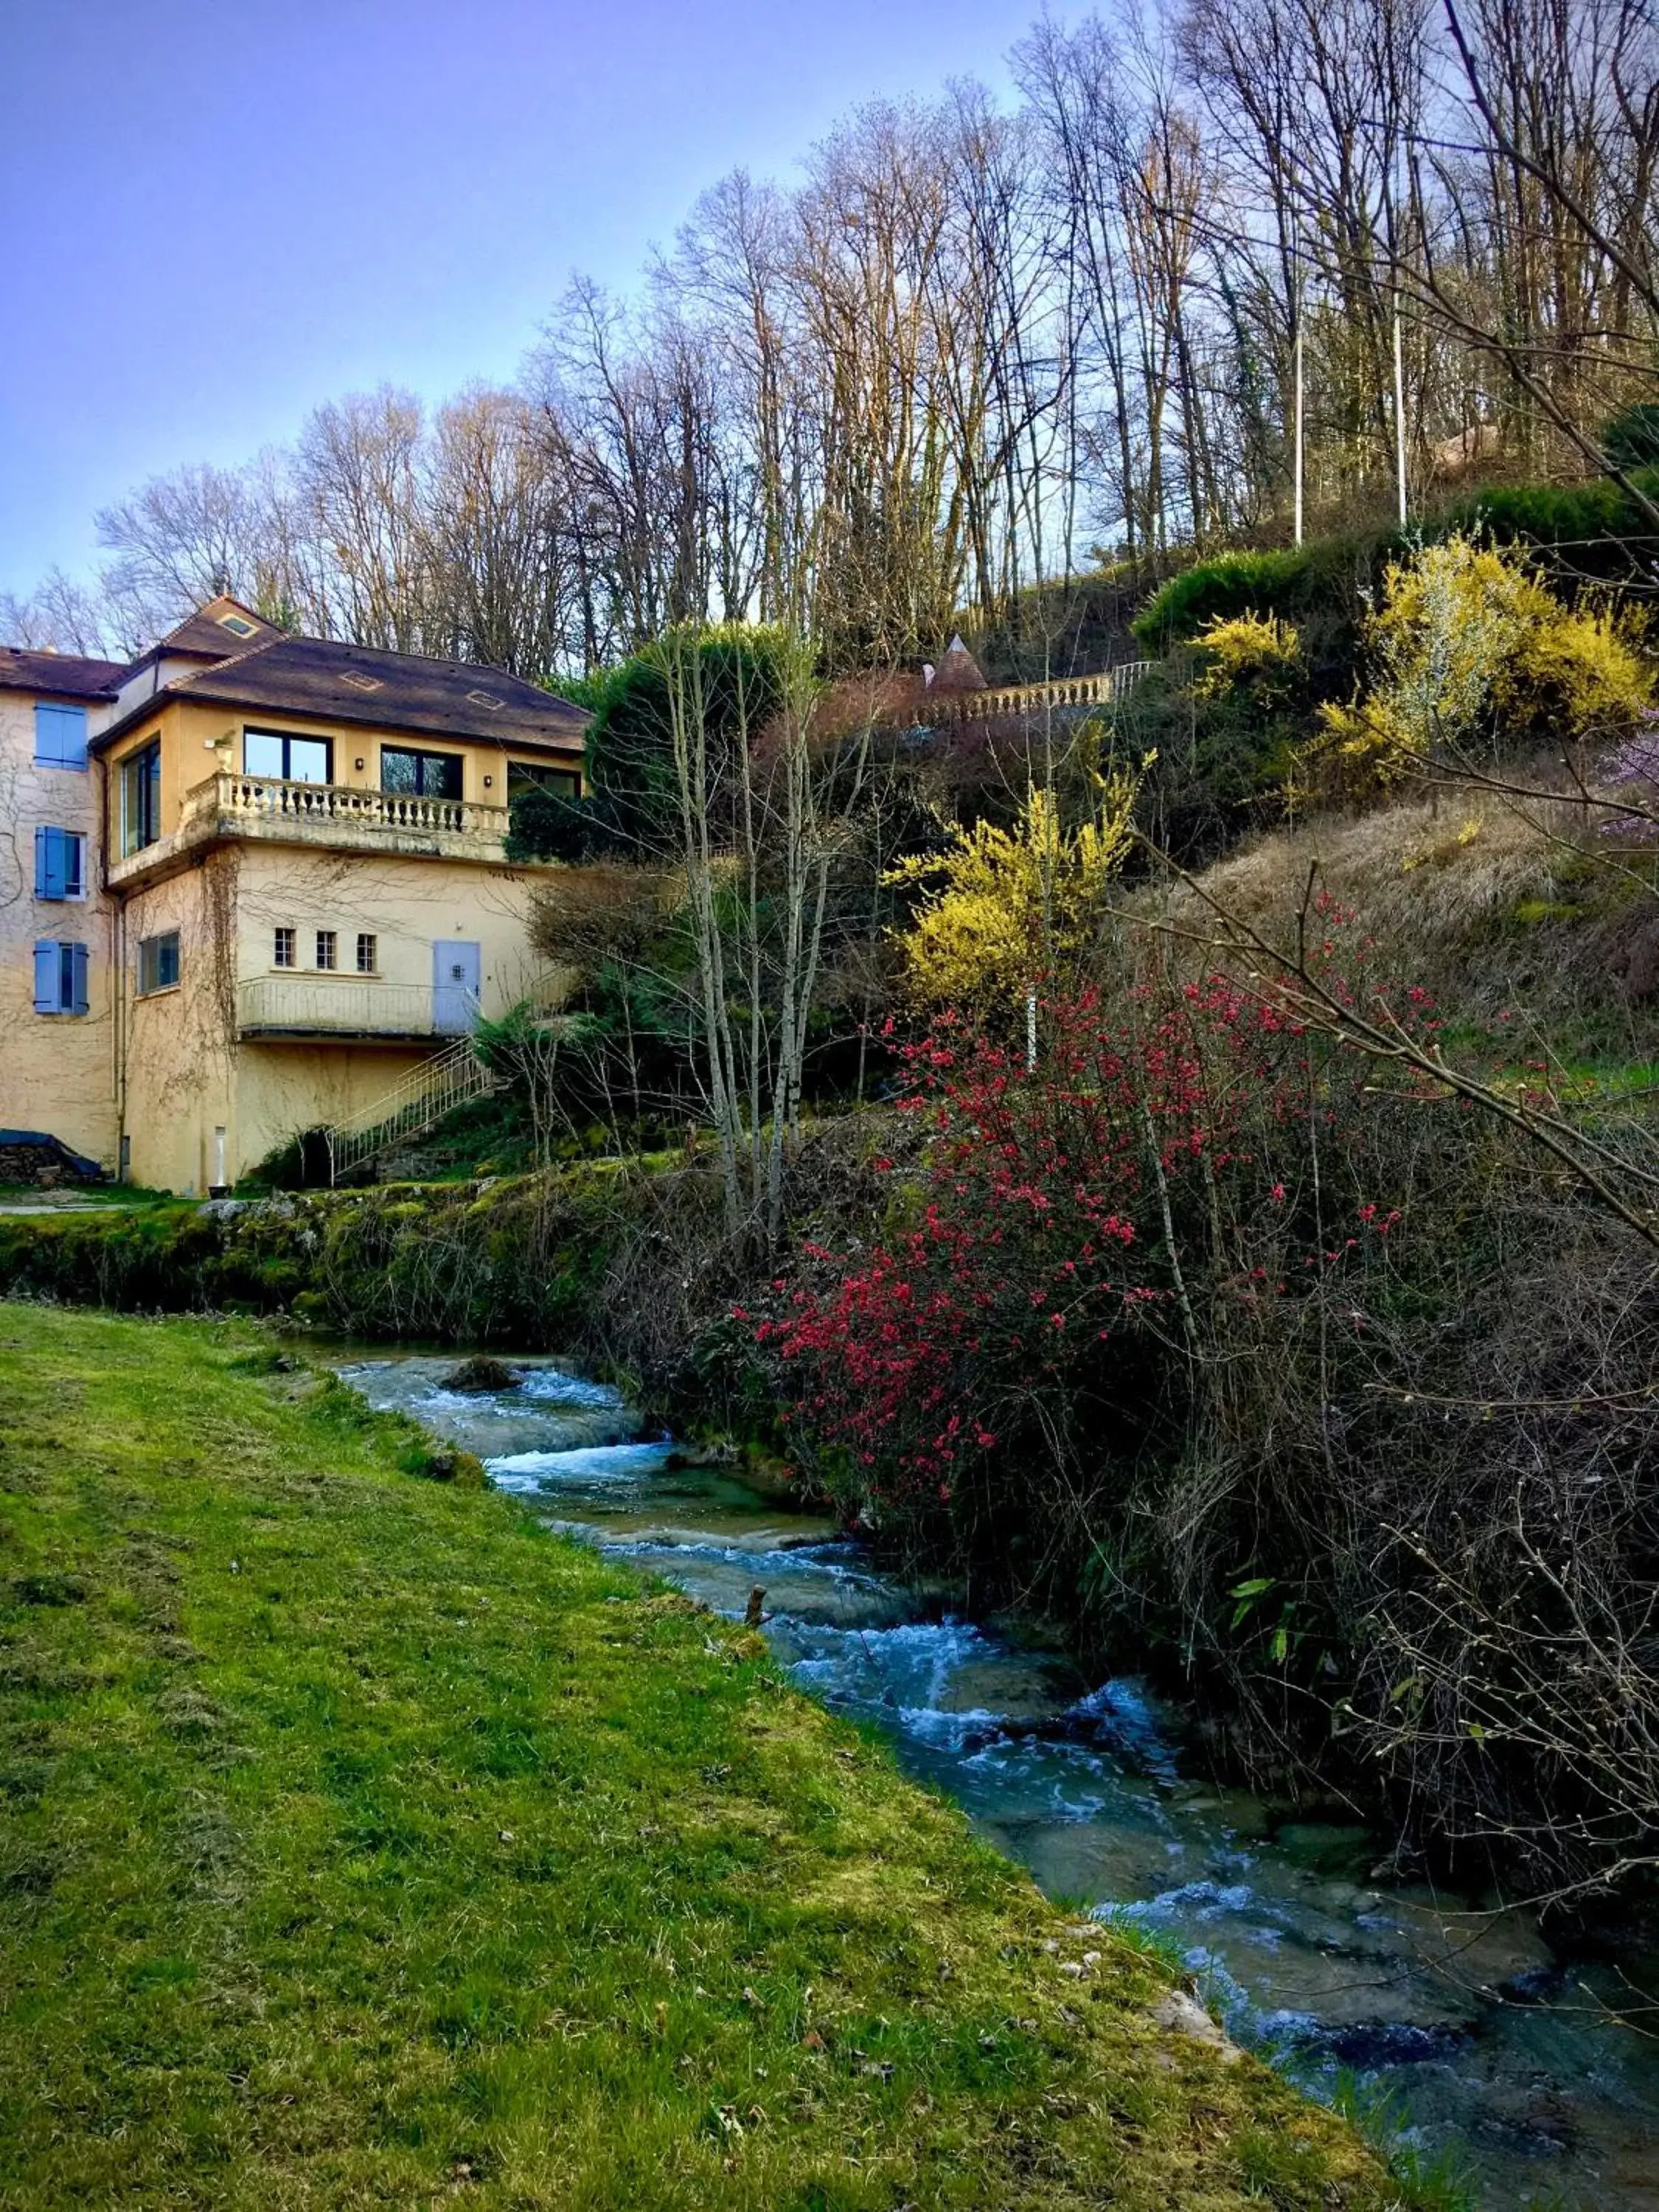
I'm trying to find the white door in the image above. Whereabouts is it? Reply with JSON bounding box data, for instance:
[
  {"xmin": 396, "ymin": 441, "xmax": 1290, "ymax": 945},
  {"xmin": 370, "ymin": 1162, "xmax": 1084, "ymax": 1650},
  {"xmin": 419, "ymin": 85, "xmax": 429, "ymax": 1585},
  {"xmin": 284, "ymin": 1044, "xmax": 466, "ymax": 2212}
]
[{"xmin": 433, "ymin": 941, "xmax": 481, "ymax": 1034}]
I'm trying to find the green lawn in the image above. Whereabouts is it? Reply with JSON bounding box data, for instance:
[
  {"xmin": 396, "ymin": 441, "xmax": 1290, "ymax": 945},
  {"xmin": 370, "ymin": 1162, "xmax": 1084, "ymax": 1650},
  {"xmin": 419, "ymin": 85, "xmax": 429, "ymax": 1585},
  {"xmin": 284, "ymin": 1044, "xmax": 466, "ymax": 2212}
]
[
  {"xmin": 0, "ymin": 1304, "xmax": 1405, "ymax": 2210},
  {"xmin": 0, "ymin": 1186, "xmax": 166, "ymax": 1212}
]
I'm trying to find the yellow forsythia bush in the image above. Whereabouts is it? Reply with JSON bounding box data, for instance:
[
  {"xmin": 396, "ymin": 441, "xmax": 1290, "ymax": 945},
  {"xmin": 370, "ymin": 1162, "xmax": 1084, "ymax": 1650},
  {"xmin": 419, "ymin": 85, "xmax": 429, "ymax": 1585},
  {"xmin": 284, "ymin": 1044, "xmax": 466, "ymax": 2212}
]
[
  {"xmin": 1193, "ymin": 611, "xmax": 1305, "ymax": 703},
  {"xmin": 1301, "ymin": 533, "xmax": 1652, "ymax": 798},
  {"xmin": 886, "ymin": 782, "xmax": 1138, "ymax": 1014}
]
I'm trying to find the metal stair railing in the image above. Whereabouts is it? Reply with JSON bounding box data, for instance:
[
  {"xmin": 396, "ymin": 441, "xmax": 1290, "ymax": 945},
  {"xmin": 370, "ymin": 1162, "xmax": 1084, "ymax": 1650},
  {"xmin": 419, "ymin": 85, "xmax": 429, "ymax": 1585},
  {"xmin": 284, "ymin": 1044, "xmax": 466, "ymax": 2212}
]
[{"xmin": 324, "ymin": 1037, "xmax": 500, "ymax": 1186}]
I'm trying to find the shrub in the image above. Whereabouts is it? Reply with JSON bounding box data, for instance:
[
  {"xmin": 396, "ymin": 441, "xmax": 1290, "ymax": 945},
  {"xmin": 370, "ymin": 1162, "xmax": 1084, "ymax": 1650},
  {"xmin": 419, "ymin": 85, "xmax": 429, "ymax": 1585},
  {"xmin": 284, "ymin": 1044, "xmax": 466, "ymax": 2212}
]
[
  {"xmin": 1192, "ymin": 612, "xmax": 1305, "ymax": 706},
  {"xmin": 756, "ymin": 927, "xmax": 1659, "ymax": 1893},
  {"xmin": 753, "ymin": 951, "xmax": 1407, "ymax": 1527},
  {"xmin": 1298, "ymin": 532, "xmax": 1654, "ymax": 800},
  {"xmin": 1115, "ymin": 618, "xmax": 1312, "ymax": 866},
  {"xmin": 1133, "ymin": 469, "xmax": 1659, "ymax": 648},
  {"xmin": 1602, "ymin": 401, "xmax": 1659, "ymax": 473},
  {"xmin": 507, "ymin": 624, "xmax": 801, "ymax": 861},
  {"xmin": 1135, "ymin": 548, "xmax": 1320, "ymax": 648},
  {"xmin": 885, "ymin": 783, "xmax": 1138, "ymax": 1020},
  {"xmin": 1511, "ymin": 594, "xmax": 1653, "ymax": 740},
  {"xmin": 1593, "ymin": 705, "xmax": 1659, "ymax": 841}
]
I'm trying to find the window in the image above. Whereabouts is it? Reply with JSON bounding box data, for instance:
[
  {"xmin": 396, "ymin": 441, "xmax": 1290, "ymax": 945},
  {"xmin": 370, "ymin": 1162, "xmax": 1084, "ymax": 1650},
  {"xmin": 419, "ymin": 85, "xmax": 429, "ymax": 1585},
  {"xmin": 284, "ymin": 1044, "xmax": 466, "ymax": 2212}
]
[
  {"xmin": 120, "ymin": 739, "xmax": 162, "ymax": 855},
  {"xmin": 34, "ymin": 703, "xmax": 88, "ymax": 771},
  {"xmin": 355, "ymin": 933, "xmax": 378, "ymax": 974},
  {"xmin": 316, "ymin": 930, "xmax": 337, "ymax": 971},
  {"xmin": 380, "ymin": 746, "xmax": 462, "ymax": 799},
  {"xmin": 33, "ymin": 941, "xmax": 88, "ymax": 1015},
  {"xmin": 273, "ymin": 927, "xmax": 296, "ymax": 969},
  {"xmin": 121, "ymin": 740, "xmax": 161, "ymax": 850},
  {"xmin": 218, "ymin": 613, "xmax": 257, "ymax": 637},
  {"xmin": 34, "ymin": 827, "xmax": 86, "ymax": 901},
  {"xmin": 507, "ymin": 761, "xmax": 581, "ymax": 803},
  {"xmin": 136, "ymin": 931, "xmax": 180, "ymax": 996},
  {"xmin": 244, "ymin": 728, "xmax": 333, "ymax": 783}
]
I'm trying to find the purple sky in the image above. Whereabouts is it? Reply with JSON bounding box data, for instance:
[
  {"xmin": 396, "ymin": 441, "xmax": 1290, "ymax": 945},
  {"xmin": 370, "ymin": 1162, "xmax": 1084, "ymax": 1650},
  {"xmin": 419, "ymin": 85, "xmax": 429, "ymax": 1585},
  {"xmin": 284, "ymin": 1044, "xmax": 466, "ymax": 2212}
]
[{"xmin": 0, "ymin": 0, "xmax": 1029, "ymax": 602}]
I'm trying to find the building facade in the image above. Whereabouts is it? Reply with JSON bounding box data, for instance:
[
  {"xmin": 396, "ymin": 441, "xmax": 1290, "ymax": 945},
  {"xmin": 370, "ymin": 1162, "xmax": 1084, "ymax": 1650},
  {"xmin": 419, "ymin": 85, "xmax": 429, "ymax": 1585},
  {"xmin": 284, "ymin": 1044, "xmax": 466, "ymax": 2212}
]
[{"xmin": 0, "ymin": 599, "xmax": 584, "ymax": 1192}]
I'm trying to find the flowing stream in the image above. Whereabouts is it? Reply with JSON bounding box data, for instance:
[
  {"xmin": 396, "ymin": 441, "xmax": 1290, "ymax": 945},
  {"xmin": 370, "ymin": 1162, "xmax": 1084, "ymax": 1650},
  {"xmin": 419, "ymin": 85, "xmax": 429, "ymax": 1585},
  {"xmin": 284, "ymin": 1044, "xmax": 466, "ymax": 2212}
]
[{"xmin": 337, "ymin": 1349, "xmax": 1659, "ymax": 2209}]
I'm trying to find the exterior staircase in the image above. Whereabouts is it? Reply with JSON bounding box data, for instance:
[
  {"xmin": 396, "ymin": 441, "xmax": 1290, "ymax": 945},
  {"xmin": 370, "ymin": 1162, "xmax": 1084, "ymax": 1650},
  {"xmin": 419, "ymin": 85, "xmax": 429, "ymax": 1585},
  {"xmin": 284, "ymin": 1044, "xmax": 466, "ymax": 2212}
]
[{"xmin": 322, "ymin": 1040, "xmax": 501, "ymax": 1186}]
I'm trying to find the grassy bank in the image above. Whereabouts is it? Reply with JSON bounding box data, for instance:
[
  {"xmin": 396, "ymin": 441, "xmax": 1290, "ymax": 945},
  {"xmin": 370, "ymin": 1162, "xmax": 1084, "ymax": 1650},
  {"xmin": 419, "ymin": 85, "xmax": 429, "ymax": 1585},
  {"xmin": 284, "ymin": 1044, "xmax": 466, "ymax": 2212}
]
[{"xmin": 0, "ymin": 1304, "xmax": 1404, "ymax": 2209}]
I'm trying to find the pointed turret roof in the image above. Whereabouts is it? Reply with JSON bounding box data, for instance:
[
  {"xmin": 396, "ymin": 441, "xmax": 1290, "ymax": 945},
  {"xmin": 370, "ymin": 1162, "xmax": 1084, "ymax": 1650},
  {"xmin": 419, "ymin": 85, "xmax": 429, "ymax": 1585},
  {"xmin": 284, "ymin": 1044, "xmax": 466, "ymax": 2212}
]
[{"xmin": 930, "ymin": 633, "xmax": 987, "ymax": 692}]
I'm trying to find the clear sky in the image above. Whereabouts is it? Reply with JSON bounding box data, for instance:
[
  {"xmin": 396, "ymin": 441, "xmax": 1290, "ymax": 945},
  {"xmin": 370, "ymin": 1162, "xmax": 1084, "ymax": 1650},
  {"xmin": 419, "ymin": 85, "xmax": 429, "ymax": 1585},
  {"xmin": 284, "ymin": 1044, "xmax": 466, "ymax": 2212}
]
[{"xmin": 0, "ymin": 0, "xmax": 1031, "ymax": 602}]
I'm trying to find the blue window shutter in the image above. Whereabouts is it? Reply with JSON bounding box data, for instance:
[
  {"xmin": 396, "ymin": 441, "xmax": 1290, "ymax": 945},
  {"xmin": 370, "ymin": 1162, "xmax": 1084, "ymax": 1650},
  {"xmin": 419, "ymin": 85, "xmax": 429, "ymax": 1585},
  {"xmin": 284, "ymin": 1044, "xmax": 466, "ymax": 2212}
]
[
  {"xmin": 69, "ymin": 942, "xmax": 89, "ymax": 1015},
  {"xmin": 36, "ymin": 827, "xmax": 69, "ymax": 900},
  {"xmin": 33, "ymin": 942, "xmax": 59, "ymax": 1012},
  {"xmin": 34, "ymin": 703, "xmax": 88, "ymax": 769}
]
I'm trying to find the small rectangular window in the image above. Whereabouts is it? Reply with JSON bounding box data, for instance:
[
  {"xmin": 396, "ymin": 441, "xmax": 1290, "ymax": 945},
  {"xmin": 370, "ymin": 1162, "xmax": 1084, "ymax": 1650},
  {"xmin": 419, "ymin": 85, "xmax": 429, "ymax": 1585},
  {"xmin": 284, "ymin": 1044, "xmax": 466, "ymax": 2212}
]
[
  {"xmin": 33, "ymin": 940, "xmax": 88, "ymax": 1015},
  {"xmin": 136, "ymin": 931, "xmax": 180, "ymax": 996},
  {"xmin": 316, "ymin": 929, "xmax": 338, "ymax": 971},
  {"xmin": 273, "ymin": 927, "xmax": 296, "ymax": 969},
  {"xmin": 120, "ymin": 738, "xmax": 163, "ymax": 855},
  {"xmin": 34, "ymin": 703, "xmax": 88, "ymax": 770},
  {"xmin": 245, "ymin": 728, "xmax": 333, "ymax": 783},
  {"xmin": 355, "ymin": 933, "xmax": 377, "ymax": 974},
  {"xmin": 34, "ymin": 827, "xmax": 86, "ymax": 901}
]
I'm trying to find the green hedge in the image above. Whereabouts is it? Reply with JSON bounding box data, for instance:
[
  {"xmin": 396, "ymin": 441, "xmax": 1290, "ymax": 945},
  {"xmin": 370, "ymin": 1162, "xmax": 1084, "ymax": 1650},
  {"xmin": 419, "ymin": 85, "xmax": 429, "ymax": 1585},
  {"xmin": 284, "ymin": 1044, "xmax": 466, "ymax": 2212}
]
[{"xmin": 1133, "ymin": 467, "xmax": 1659, "ymax": 646}]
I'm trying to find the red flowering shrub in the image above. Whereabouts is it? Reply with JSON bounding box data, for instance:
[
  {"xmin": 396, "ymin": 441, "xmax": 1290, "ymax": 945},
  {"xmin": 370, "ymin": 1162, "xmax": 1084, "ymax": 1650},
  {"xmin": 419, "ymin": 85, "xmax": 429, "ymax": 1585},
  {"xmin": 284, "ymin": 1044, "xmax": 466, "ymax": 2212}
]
[{"xmin": 751, "ymin": 905, "xmax": 1425, "ymax": 1528}]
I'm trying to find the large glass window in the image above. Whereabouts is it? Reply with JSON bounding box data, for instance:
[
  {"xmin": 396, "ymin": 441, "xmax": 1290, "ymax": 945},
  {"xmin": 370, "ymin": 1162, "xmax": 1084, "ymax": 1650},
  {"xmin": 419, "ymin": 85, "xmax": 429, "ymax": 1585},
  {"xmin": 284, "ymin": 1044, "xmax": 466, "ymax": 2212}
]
[
  {"xmin": 136, "ymin": 931, "xmax": 180, "ymax": 996},
  {"xmin": 381, "ymin": 747, "xmax": 462, "ymax": 799},
  {"xmin": 120, "ymin": 739, "xmax": 162, "ymax": 855},
  {"xmin": 244, "ymin": 728, "xmax": 332, "ymax": 782}
]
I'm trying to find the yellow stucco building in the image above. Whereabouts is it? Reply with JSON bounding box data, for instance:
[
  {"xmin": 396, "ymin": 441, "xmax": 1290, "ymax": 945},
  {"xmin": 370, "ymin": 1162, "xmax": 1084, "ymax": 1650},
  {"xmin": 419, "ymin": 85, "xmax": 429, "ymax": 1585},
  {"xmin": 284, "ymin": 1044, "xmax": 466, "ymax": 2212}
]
[{"xmin": 0, "ymin": 599, "xmax": 583, "ymax": 1192}]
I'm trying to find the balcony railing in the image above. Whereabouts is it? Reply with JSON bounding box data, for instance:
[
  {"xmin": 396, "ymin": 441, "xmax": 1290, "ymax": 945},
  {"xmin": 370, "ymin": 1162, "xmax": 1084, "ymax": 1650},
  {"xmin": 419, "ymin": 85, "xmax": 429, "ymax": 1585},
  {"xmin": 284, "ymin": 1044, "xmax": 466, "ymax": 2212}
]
[
  {"xmin": 237, "ymin": 976, "xmax": 478, "ymax": 1039},
  {"xmin": 107, "ymin": 772, "xmax": 518, "ymax": 883},
  {"xmin": 203, "ymin": 774, "xmax": 505, "ymax": 838}
]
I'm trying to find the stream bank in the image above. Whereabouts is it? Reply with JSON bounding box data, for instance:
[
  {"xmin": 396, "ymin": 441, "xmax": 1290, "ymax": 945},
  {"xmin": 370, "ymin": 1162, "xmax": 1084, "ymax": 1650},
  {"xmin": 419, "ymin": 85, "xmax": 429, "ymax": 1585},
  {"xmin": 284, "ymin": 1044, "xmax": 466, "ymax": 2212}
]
[
  {"xmin": 338, "ymin": 1347, "xmax": 1659, "ymax": 2212},
  {"xmin": 4, "ymin": 1301, "xmax": 1411, "ymax": 2211}
]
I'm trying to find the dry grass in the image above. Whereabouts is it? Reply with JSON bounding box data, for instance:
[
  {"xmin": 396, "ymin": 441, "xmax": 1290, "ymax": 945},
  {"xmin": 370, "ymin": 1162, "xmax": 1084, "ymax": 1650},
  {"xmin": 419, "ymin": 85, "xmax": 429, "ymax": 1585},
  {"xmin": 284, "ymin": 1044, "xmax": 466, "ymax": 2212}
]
[
  {"xmin": 1130, "ymin": 776, "xmax": 1659, "ymax": 1054},
  {"xmin": 1175, "ymin": 793, "xmax": 1554, "ymax": 948}
]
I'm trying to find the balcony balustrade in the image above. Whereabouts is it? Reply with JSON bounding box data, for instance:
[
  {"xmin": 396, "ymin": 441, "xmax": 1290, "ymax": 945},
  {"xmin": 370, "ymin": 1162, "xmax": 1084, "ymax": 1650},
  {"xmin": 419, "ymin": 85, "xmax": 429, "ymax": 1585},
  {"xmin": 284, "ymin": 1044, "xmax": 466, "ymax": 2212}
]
[
  {"xmin": 107, "ymin": 771, "xmax": 518, "ymax": 886},
  {"xmin": 237, "ymin": 975, "xmax": 478, "ymax": 1040}
]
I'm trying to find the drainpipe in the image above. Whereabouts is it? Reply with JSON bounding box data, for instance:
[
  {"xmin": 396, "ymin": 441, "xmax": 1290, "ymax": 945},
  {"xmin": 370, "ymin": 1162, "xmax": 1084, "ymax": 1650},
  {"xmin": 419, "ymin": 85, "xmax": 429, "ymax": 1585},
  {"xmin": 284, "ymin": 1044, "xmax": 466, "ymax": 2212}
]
[{"xmin": 97, "ymin": 748, "xmax": 131, "ymax": 1178}]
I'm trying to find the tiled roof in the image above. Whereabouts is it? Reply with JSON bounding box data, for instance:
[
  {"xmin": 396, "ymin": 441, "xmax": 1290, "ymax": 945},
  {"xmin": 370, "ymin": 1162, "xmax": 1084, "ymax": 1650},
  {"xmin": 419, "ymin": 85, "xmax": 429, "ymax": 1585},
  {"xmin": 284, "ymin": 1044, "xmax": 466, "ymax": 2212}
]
[
  {"xmin": 0, "ymin": 647, "xmax": 124, "ymax": 700},
  {"xmin": 152, "ymin": 596, "xmax": 285, "ymax": 663},
  {"xmin": 929, "ymin": 633, "xmax": 988, "ymax": 692},
  {"xmin": 4, "ymin": 592, "xmax": 588, "ymax": 753},
  {"xmin": 97, "ymin": 631, "xmax": 589, "ymax": 754}
]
